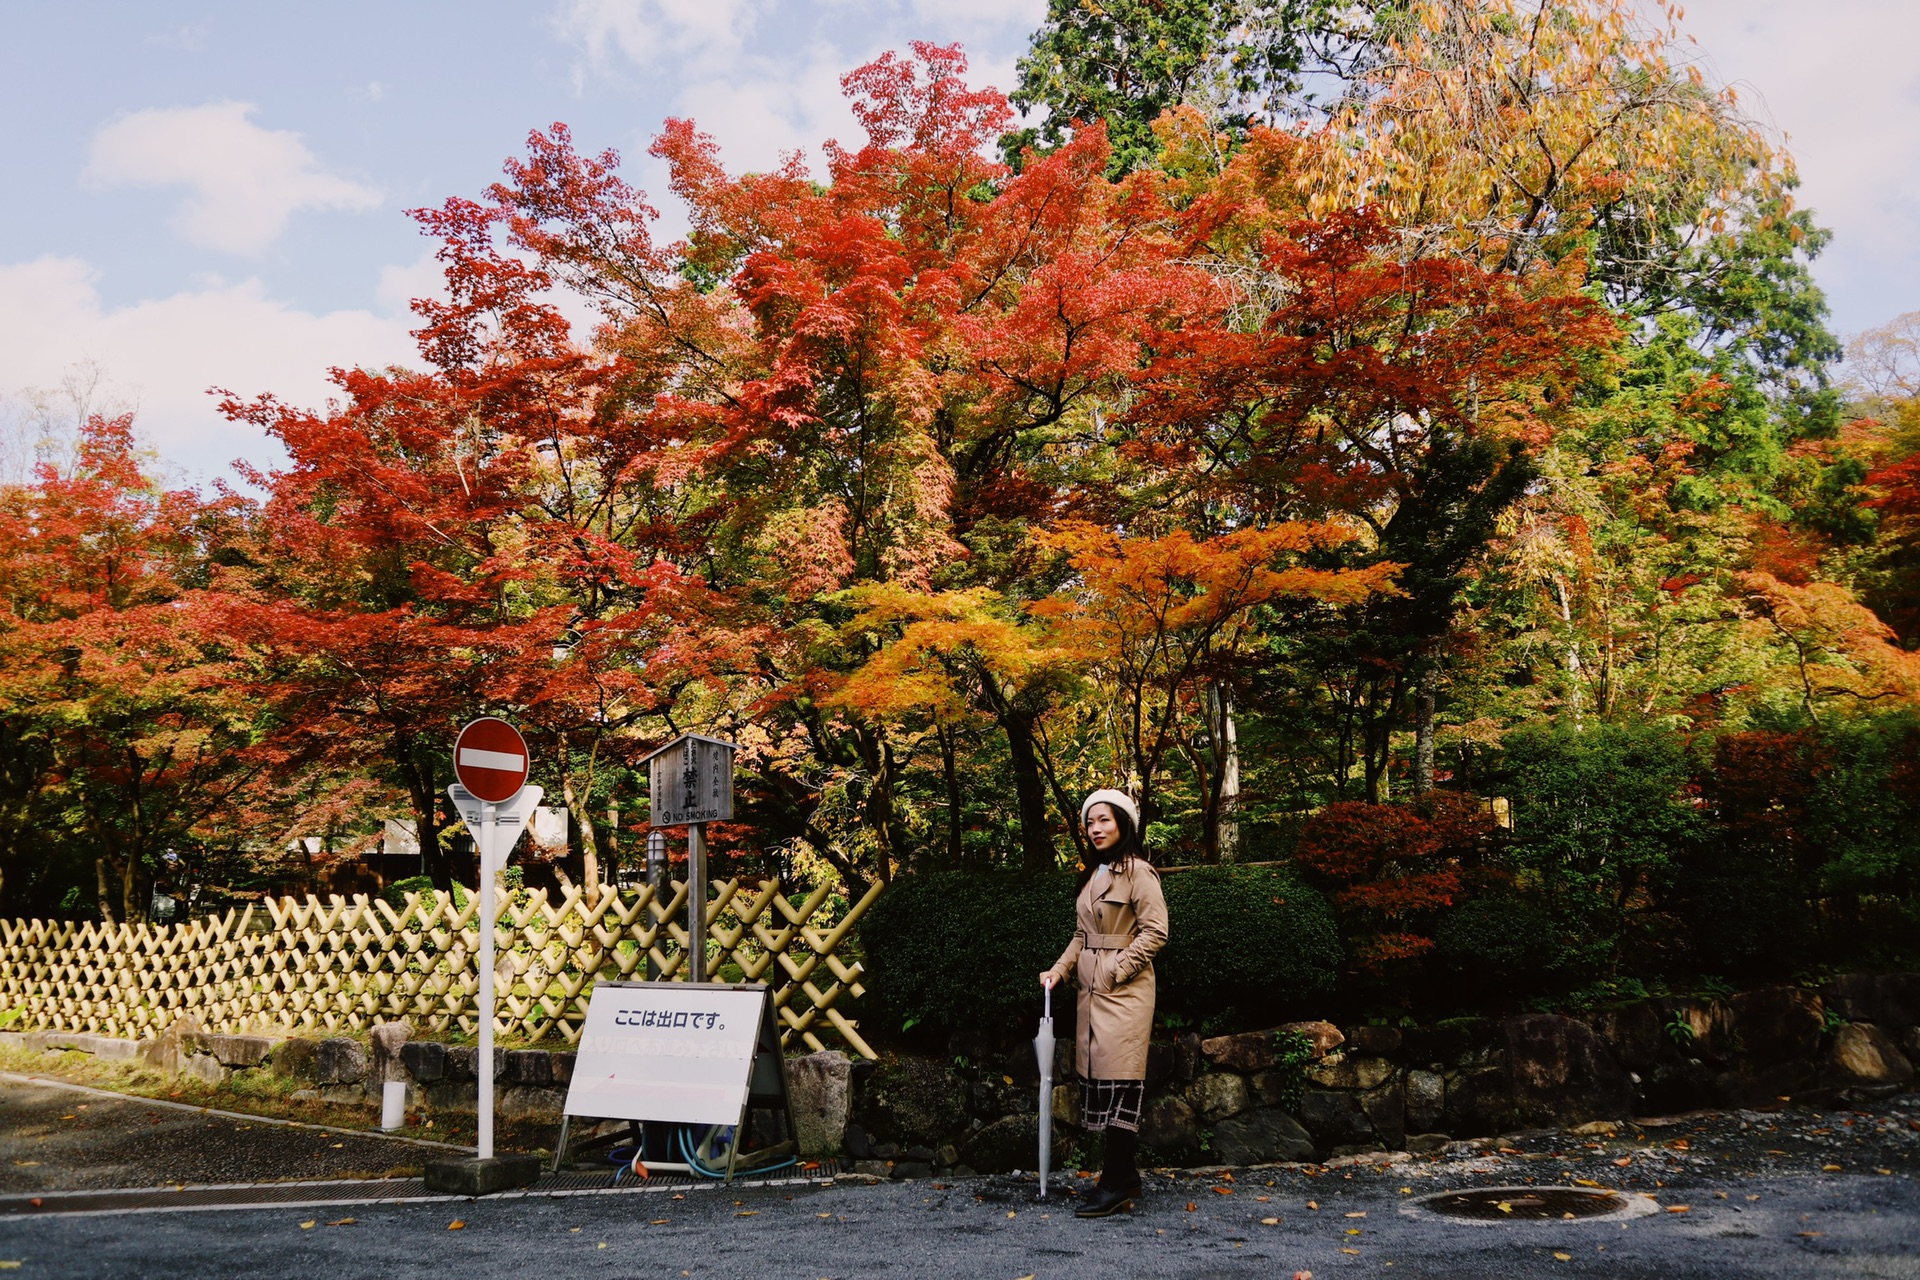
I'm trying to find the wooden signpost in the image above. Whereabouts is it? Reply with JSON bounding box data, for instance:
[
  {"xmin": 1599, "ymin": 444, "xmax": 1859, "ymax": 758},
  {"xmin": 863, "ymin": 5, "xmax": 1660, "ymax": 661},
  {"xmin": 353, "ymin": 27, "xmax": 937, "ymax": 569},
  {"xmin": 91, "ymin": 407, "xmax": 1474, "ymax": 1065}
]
[
  {"xmin": 550, "ymin": 734, "xmax": 766, "ymax": 1178},
  {"xmin": 638, "ymin": 733, "xmax": 736, "ymax": 983}
]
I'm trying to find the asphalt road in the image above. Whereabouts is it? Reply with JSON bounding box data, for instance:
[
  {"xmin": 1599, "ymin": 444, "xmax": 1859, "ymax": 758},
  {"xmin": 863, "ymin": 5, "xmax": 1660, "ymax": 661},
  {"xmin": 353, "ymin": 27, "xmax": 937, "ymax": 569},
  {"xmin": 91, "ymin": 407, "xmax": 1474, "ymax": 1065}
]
[{"xmin": 0, "ymin": 1078, "xmax": 1915, "ymax": 1279}]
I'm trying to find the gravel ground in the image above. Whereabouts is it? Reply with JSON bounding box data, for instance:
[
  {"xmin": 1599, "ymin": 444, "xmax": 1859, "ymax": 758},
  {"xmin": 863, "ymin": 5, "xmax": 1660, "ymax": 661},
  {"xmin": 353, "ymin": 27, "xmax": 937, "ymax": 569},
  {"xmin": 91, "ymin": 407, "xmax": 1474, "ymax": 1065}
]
[{"xmin": 0, "ymin": 1078, "xmax": 1914, "ymax": 1279}]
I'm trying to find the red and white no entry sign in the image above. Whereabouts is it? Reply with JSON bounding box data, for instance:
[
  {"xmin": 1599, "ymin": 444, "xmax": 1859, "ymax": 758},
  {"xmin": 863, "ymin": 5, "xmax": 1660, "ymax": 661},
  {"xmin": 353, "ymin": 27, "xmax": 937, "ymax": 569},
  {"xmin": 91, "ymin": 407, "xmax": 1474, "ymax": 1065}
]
[{"xmin": 454, "ymin": 716, "xmax": 529, "ymax": 803}]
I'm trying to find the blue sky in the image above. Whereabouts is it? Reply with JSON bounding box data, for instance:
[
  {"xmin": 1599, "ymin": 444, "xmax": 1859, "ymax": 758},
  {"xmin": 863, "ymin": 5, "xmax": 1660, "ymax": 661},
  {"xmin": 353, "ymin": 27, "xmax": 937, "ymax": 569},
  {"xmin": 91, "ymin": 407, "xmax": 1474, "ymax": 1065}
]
[{"xmin": 3, "ymin": 1, "xmax": 1917, "ymax": 485}]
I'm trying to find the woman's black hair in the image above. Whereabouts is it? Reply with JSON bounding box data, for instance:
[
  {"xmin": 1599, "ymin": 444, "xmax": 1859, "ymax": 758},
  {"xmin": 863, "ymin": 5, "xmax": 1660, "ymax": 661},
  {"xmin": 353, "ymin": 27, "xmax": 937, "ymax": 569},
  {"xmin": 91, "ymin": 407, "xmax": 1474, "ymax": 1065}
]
[{"xmin": 1078, "ymin": 801, "xmax": 1148, "ymax": 886}]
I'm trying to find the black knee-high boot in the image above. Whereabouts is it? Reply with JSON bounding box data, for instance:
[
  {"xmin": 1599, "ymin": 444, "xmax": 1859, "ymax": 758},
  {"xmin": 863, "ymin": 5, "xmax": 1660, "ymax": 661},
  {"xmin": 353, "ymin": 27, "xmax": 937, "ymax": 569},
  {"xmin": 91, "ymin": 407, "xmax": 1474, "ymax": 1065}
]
[{"xmin": 1099, "ymin": 1126, "xmax": 1140, "ymax": 1195}]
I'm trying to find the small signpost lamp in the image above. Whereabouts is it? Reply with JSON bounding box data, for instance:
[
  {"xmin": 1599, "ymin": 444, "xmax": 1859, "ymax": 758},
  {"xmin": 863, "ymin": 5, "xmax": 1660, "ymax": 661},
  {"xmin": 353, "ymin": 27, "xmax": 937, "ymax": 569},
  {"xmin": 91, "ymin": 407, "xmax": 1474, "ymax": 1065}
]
[
  {"xmin": 638, "ymin": 733, "xmax": 735, "ymax": 983},
  {"xmin": 425, "ymin": 715, "xmax": 544, "ymax": 1196}
]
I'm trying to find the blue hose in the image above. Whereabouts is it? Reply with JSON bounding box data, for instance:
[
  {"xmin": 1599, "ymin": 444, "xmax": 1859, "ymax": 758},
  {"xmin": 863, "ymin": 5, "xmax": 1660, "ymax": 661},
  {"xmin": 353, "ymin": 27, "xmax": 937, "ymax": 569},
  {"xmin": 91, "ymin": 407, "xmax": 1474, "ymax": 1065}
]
[{"xmin": 678, "ymin": 1123, "xmax": 798, "ymax": 1178}]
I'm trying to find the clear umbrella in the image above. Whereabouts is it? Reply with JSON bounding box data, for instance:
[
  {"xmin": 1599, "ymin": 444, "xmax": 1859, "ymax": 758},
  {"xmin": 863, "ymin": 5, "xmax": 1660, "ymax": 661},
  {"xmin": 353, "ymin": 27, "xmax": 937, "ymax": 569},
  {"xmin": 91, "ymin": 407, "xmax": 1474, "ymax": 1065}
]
[{"xmin": 1035, "ymin": 982, "xmax": 1055, "ymax": 1199}]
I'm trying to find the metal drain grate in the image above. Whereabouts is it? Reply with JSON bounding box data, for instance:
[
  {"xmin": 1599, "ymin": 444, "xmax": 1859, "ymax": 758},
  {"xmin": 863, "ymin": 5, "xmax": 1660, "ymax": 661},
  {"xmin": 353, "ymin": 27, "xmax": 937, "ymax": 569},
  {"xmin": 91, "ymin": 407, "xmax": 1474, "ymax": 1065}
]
[{"xmin": 1422, "ymin": 1187, "xmax": 1628, "ymax": 1221}]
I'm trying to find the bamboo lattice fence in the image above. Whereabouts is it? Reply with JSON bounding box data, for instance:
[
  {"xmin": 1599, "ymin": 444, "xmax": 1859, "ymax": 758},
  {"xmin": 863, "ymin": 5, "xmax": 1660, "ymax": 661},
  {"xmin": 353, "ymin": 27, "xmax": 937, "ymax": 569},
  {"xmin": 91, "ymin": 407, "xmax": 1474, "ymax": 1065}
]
[{"xmin": 0, "ymin": 876, "xmax": 879, "ymax": 1057}]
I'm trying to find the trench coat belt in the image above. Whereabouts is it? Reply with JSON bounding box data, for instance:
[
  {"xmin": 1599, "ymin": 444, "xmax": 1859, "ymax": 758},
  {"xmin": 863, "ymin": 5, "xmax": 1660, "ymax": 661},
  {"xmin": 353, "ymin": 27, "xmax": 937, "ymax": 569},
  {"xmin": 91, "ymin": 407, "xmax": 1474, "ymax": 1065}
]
[{"xmin": 1084, "ymin": 931, "xmax": 1134, "ymax": 950}]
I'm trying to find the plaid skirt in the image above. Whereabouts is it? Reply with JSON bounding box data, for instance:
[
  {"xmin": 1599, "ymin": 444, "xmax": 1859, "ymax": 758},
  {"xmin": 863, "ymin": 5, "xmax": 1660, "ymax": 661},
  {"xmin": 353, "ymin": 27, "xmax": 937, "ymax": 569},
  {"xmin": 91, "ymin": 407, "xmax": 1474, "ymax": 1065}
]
[{"xmin": 1080, "ymin": 1078, "xmax": 1145, "ymax": 1133}]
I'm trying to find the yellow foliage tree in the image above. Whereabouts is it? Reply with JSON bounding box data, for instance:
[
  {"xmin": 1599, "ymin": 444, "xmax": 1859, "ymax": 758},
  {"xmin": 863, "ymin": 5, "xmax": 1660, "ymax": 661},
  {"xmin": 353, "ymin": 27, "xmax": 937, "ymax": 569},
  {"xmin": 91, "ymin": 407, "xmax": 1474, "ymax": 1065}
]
[{"xmin": 1304, "ymin": 0, "xmax": 1785, "ymax": 273}]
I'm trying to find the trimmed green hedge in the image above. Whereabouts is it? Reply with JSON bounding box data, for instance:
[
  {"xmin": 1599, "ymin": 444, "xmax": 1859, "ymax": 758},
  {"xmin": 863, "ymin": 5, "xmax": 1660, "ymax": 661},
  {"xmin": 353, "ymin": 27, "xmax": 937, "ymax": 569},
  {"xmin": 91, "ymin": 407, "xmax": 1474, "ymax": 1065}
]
[
  {"xmin": 1158, "ymin": 864, "xmax": 1342, "ymax": 1018},
  {"xmin": 858, "ymin": 871, "xmax": 1079, "ymax": 1037},
  {"xmin": 858, "ymin": 865, "xmax": 1341, "ymax": 1039}
]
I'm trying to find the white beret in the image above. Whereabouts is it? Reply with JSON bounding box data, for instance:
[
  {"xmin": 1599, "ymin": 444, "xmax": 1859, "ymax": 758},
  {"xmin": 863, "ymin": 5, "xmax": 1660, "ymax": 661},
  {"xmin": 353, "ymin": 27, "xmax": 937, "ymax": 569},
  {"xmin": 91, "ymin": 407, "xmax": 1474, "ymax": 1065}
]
[{"xmin": 1080, "ymin": 788, "xmax": 1140, "ymax": 829}]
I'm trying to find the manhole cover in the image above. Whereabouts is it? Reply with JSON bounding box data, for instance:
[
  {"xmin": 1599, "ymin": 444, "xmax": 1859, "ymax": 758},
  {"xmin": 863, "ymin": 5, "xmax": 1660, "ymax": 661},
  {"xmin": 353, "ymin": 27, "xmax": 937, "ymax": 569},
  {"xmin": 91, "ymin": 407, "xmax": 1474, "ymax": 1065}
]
[{"xmin": 1422, "ymin": 1187, "xmax": 1627, "ymax": 1221}]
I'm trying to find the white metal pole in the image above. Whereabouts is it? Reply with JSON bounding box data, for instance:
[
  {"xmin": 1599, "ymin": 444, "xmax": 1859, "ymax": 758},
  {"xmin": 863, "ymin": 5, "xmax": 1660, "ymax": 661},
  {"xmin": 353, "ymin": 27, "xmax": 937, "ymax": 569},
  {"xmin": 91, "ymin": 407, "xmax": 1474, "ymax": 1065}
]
[{"xmin": 478, "ymin": 801, "xmax": 496, "ymax": 1161}]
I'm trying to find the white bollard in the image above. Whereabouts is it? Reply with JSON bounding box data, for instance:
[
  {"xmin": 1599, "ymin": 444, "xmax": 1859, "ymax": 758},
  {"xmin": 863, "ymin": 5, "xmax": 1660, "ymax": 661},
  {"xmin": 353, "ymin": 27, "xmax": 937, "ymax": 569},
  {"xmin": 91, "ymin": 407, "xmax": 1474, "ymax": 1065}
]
[{"xmin": 382, "ymin": 1079, "xmax": 407, "ymax": 1131}]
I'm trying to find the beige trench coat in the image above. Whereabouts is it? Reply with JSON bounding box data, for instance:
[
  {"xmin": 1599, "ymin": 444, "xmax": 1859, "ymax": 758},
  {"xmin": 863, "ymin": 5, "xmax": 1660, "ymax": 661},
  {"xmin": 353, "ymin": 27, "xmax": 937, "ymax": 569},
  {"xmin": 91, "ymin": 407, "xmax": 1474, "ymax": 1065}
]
[{"xmin": 1045, "ymin": 859, "xmax": 1169, "ymax": 1080}]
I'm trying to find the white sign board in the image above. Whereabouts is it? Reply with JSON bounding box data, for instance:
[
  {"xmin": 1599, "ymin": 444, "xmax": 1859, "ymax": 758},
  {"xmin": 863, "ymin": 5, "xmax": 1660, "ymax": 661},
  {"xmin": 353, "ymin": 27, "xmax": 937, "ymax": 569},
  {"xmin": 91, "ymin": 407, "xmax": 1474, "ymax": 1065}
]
[
  {"xmin": 448, "ymin": 784, "xmax": 544, "ymax": 870},
  {"xmin": 646, "ymin": 734, "xmax": 735, "ymax": 827},
  {"xmin": 565, "ymin": 982, "xmax": 768, "ymax": 1126}
]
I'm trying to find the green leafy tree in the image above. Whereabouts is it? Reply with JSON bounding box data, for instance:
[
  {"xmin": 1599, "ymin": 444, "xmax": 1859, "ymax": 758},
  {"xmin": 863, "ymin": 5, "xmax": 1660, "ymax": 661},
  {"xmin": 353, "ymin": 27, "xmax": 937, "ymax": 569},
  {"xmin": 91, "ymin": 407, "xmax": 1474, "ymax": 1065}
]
[
  {"xmin": 1004, "ymin": 0, "xmax": 1356, "ymax": 175},
  {"xmin": 1498, "ymin": 721, "xmax": 1703, "ymax": 976}
]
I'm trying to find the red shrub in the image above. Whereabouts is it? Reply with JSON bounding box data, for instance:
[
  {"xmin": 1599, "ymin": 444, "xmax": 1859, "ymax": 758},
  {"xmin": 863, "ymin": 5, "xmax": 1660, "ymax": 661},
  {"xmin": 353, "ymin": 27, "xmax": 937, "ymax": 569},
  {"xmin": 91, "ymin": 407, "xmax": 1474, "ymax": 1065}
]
[{"xmin": 1294, "ymin": 792, "xmax": 1494, "ymax": 975}]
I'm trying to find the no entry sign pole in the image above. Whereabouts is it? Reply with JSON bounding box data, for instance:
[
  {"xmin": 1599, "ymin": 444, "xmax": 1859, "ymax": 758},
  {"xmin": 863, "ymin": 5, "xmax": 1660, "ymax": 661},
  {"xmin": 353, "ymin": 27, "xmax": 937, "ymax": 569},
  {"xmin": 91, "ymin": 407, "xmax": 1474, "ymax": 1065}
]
[
  {"xmin": 449, "ymin": 717, "xmax": 533, "ymax": 1165},
  {"xmin": 477, "ymin": 797, "xmax": 499, "ymax": 1159}
]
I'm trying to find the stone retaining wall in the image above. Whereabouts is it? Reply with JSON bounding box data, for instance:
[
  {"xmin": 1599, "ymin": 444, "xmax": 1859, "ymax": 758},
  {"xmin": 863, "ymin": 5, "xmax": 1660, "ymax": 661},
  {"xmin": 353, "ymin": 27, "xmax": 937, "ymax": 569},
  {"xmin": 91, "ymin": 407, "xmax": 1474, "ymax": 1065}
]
[{"xmin": 835, "ymin": 973, "xmax": 1920, "ymax": 1177}]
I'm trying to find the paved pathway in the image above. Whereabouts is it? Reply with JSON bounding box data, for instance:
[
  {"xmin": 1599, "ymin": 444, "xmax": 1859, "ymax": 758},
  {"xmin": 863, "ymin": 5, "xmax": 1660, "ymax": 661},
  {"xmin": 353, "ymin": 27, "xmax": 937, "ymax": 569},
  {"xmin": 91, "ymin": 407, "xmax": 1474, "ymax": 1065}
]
[{"xmin": 0, "ymin": 1076, "xmax": 1914, "ymax": 1279}]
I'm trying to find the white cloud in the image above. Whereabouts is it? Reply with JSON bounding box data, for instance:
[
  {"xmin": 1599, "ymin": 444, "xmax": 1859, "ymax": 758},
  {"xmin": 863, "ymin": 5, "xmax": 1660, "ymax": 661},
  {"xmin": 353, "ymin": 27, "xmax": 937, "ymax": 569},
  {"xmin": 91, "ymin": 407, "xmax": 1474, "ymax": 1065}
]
[
  {"xmin": 909, "ymin": 0, "xmax": 1044, "ymax": 37},
  {"xmin": 0, "ymin": 255, "xmax": 416, "ymax": 482},
  {"xmin": 553, "ymin": 0, "xmax": 766, "ymax": 73},
  {"xmin": 84, "ymin": 102, "xmax": 382, "ymax": 256}
]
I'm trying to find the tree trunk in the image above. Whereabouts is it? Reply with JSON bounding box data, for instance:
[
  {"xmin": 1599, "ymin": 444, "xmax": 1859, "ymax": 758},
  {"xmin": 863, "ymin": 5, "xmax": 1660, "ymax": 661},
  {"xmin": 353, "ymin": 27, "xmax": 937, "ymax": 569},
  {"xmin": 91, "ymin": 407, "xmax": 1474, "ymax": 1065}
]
[
  {"xmin": 94, "ymin": 853, "xmax": 116, "ymax": 925},
  {"xmin": 1413, "ymin": 664, "xmax": 1437, "ymax": 795},
  {"xmin": 399, "ymin": 742, "xmax": 450, "ymax": 891},
  {"xmin": 603, "ymin": 805, "xmax": 621, "ymax": 891},
  {"xmin": 1001, "ymin": 708, "xmax": 1056, "ymax": 873},
  {"xmin": 558, "ymin": 731, "xmax": 602, "ymax": 906},
  {"xmin": 1216, "ymin": 687, "xmax": 1241, "ymax": 862},
  {"xmin": 938, "ymin": 724, "xmax": 964, "ymax": 868},
  {"xmin": 121, "ymin": 848, "xmax": 141, "ymax": 923}
]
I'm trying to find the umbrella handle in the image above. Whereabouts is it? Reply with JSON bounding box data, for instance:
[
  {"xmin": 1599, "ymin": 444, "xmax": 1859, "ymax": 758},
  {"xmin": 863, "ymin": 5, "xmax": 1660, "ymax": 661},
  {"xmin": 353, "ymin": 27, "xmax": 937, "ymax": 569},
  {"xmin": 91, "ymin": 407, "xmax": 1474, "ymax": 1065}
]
[{"xmin": 1044, "ymin": 983, "xmax": 1052, "ymax": 1020}]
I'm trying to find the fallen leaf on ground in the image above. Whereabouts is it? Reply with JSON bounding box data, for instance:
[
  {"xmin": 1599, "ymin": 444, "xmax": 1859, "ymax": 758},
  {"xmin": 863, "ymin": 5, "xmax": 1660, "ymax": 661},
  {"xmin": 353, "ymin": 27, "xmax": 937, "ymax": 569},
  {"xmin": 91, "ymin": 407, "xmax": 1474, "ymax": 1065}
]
[
  {"xmin": 1665, "ymin": 1205, "xmax": 1690, "ymax": 1214},
  {"xmin": 1006, "ymin": 1211, "xmax": 1016, "ymax": 1219},
  {"xmin": 1344, "ymin": 1211, "xmax": 1367, "ymax": 1218},
  {"xmin": 447, "ymin": 1220, "xmax": 465, "ymax": 1231},
  {"xmin": 10, "ymin": 1162, "xmax": 38, "ymax": 1168},
  {"xmin": 1256, "ymin": 1195, "xmax": 1271, "ymax": 1202},
  {"xmin": 1554, "ymin": 1252, "xmax": 1572, "ymax": 1261},
  {"xmin": 299, "ymin": 1221, "xmax": 316, "ymax": 1230},
  {"xmin": 1799, "ymin": 1231, "xmax": 1824, "ymax": 1239},
  {"xmin": 326, "ymin": 1218, "xmax": 357, "ymax": 1226},
  {"xmin": 1496, "ymin": 1202, "xmax": 1513, "ymax": 1214},
  {"xmin": 0, "ymin": 1263, "xmax": 21, "ymax": 1270},
  {"xmin": 1346, "ymin": 1227, "xmax": 1362, "ymax": 1235},
  {"xmin": 1821, "ymin": 1164, "xmax": 1841, "ymax": 1172},
  {"xmin": 1574, "ymin": 1179, "xmax": 1601, "ymax": 1187},
  {"xmin": 1341, "ymin": 1247, "xmax": 1361, "ymax": 1255},
  {"xmin": 1306, "ymin": 1200, "xmax": 1319, "ymax": 1210},
  {"xmin": 1613, "ymin": 1157, "xmax": 1633, "ymax": 1167},
  {"xmin": 817, "ymin": 1213, "xmax": 832, "ymax": 1219},
  {"xmin": 1261, "ymin": 1217, "xmax": 1280, "ymax": 1225},
  {"xmin": 651, "ymin": 1219, "xmax": 669, "ymax": 1226},
  {"xmin": 1877, "ymin": 1168, "xmax": 1893, "ymax": 1175},
  {"xmin": 1212, "ymin": 1186, "xmax": 1232, "ymax": 1195},
  {"xmin": 735, "ymin": 1211, "xmax": 757, "ymax": 1217},
  {"xmin": 1747, "ymin": 1195, "xmax": 1761, "ymax": 1202},
  {"xmin": 1186, "ymin": 1202, "xmax": 1197, "ymax": 1212},
  {"xmin": 1292, "ymin": 1273, "xmax": 1312, "ymax": 1280}
]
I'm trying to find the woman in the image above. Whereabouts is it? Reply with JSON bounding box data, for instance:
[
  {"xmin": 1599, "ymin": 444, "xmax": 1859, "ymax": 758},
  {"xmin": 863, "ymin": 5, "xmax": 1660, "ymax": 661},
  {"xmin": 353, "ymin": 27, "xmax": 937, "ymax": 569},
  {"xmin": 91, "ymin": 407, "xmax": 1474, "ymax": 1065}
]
[{"xmin": 1039, "ymin": 789, "xmax": 1169, "ymax": 1218}]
